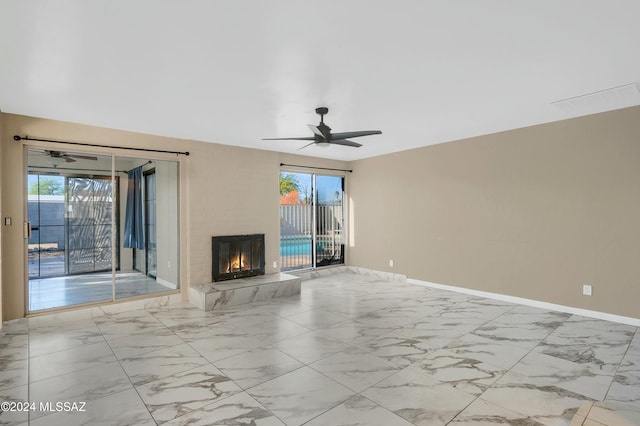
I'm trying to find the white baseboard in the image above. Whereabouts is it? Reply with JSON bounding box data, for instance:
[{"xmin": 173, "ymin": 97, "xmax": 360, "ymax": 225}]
[
  {"xmin": 407, "ymin": 278, "xmax": 640, "ymax": 327},
  {"xmin": 157, "ymin": 277, "xmax": 178, "ymax": 289}
]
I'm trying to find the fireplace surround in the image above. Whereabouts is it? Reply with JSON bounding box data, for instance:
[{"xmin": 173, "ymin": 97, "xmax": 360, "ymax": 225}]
[{"xmin": 212, "ymin": 234, "xmax": 265, "ymax": 282}]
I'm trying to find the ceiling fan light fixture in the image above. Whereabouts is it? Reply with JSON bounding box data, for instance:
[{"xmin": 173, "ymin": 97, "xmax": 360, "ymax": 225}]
[{"xmin": 316, "ymin": 141, "xmax": 330, "ymax": 147}]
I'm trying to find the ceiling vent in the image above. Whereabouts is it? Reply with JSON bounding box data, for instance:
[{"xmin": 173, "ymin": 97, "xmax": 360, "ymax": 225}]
[{"xmin": 551, "ymin": 83, "xmax": 640, "ymax": 116}]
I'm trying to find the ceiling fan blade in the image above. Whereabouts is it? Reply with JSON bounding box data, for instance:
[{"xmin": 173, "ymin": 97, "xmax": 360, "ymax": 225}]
[
  {"xmin": 63, "ymin": 156, "xmax": 77, "ymax": 163},
  {"xmin": 307, "ymin": 124, "xmax": 325, "ymax": 138},
  {"xmin": 330, "ymin": 130, "xmax": 382, "ymax": 140},
  {"xmin": 297, "ymin": 141, "xmax": 316, "ymax": 150},
  {"xmin": 262, "ymin": 136, "xmax": 315, "ymax": 141},
  {"xmin": 68, "ymin": 154, "xmax": 98, "ymax": 161},
  {"xmin": 330, "ymin": 139, "xmax": 362, "ymax": 148}
]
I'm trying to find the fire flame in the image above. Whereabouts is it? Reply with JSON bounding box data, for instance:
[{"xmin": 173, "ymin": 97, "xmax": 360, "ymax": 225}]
[{"xmin": 227, "ymin": 254, "xmax": 250, "ymax": 273}]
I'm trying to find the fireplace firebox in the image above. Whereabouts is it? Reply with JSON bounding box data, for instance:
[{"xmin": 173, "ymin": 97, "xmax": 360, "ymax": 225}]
[{"xmin": 212, "ymin": 234, "xmax": 265, "ymax": 282}]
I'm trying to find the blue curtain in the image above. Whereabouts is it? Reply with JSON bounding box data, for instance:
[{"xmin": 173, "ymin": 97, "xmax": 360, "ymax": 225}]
[{"xmin": 123, "ymin": 166, "xmax": 144, "ymax": 249}]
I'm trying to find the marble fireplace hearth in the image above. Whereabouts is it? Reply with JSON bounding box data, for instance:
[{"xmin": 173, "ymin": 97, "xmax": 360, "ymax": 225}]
[{"xmin": 189, "ymin": 272, "xmax": 301, "ymax": 311}]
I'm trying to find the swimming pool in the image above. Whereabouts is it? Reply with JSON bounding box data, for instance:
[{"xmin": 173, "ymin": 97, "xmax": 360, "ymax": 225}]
[{"xmin": 280, "ymin": 238, "xmax": 312, "ymax": 256}]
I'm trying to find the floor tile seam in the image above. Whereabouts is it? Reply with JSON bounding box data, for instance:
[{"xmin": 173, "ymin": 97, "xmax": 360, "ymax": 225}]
[
  {"xmin": 104, "ymin": 330, "xmax": 210, "ymax": 389},
  {"xmin": 25, "ymin": 346, "xmax": 122, "ymax": 383},
  {"xmin": 469, "ymin": 320, "xmax": 561, "ymax": 349},
  {"xmin": 529, "ymin": 341, "xmax": 624, "ymax": 378},
  {"xmin": 103, "ymin": 323, "xmax": 185, "ymax": 343},
  {"xmin": 27, "ymin": 350, "xmax": 119, "ymax": 385},
  {"xmin": 348, "ymin": 333, "xmax": 414, "ymax": 365},
  {"xmin": 466, "ymin": 395, "xmax": 541, "ymax": 422},
  {"xmin": 168, "ymin": 390, "xmax": 285, "ymax": 426},
  {"xmin": 283, "ymin": 315, "xmax": 355, "ymax": 333},
  {"xmin": 483, "ymin": 362, "xmax": 606, "ymax": 406},
  {"xmin": 0, "ymin": 380, "xmax": 28, "ymax": 395},
  {"xmin": 93, "ymin": 310, "xmax": 169, "ymax": 324},
  {"xmin": 28, "ymin": 335, "xmax": 110, "ymax": 360},
  {"xmin": 602, "ymin": 347, "xmax": 631, "ymax": 402},
  {"xmin": 170, "ymin": 327, "xmax": 250, "ymax": 344},
  {"xmin": 130, "ymin": 360, "xmax": 241, "ymax": 401},
  {"xmin": 27, "ymin": 327, "xmax": 104, "ymax": 343},
  {"xmin": 110, "ymin": 340, "xmax": 188, "ymax": 362},
  {"xmin": 254, "ymin": 302, "xmax": 317, "ymax": 316},
  {"xmin": 23, "ymin": 376, "xmax": 140, "ymax": 425},
  {"xmin": 101, "ymin": 385, "xmax": 155, "ymax": 424},
  {"xmin": 312, "ymin": 327, "xmax": 383, "ymax": 348},
  {"xmin": 150, "ymin": 313, "xmax": 222, "ymax": 329},
  {"xmin": 447, "ymin": 397, "xmax": 528, "ymax": 424},
  {"xmin": 102, "ymin": 328, "xmax": 194, "ymax": 364},
  {"xmin": 476, "ymin": 385, "xmax": 564, "ymax": 420},
  {"xmin": 96, "ymin": 325, "xmax": 175, "ymax": 342},
  {"xmin": 305, "ymin": 361, "xmax": 402, "ymax": 396},
  {"xmin": 0, "ymin": 344, "xmax": 29, "ymax": 362},
  {"xmin": 613, "ymin": 327, "xmax": 640, "ymax": 372},
  {"xmin": 243, "ymin": 327, "xmax": 315, "ymax": 346},
  {"xmin": 239, "ymin": 363, "xmax": 310, "ymax": 393},
  {"xmin": 204, "ymin": 342, "xmax": 292, "ymax": 369},
  {"xmin": 416, "ymin": 348, "xmax": 516, "ymax": 379},
  {"xmin": 27, "ymin": 362, "xmax": 135, "ymax": 409},
  {"xmin": 441, "ymin": 388, "xmax": 484, "ymax": 426},
  {"xmin": 296, "ymin": 394, "xmax": 379, "ymax": 426},
  {"xmin": 184, "ymin": 339, "xmax": 262, "ymax": 365},
  {"xmin": 469, "ymin": 335, "xmax": 553, "ymax": 412},
  {"xmin": 27, "ymin": 316, "xmax": 100, "ymax": 331},
  {"xmin": 271, "ymin": 340, "xmax": 360, "ymax": 366}
]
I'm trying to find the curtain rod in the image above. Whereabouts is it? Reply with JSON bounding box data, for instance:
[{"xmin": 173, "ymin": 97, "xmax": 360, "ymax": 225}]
[
  {"xmin": 14, "ymin": 135, "xmax": 190, "ymax": 156},
  {"xmin": 28, "ymin": 160, "xmax": 152, "ymax": 174},
  {"xmin": 29, "ymin": 166, "xmax": 128, "ymax": 174},
  {"xmin": 279, "ymin": 163, "xmax": 352, "ymax": 173}
]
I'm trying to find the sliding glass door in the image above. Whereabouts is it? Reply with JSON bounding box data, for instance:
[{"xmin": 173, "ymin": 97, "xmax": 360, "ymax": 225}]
[
  {"xmin": 27, "ymin": 148, "xmax": 180, "ymax": 312},
  {"xmin": 279, "ymin": 171, "xmax": 345, "ymax": 271}
]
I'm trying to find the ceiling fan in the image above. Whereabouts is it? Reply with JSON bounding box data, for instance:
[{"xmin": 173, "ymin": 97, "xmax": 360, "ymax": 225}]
[
  {"xmin": 45, "ymin": 150, "xmax": 98, "ymax": 163},
  {"xmin": 263, "ymin": 107, "xmax": 382, "ymax": 149}
]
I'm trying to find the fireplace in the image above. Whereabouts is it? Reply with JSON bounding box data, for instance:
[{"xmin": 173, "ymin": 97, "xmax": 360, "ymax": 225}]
[{"xmin": 212, "ymin": 234, "xmax": 265, "ymax": 282}]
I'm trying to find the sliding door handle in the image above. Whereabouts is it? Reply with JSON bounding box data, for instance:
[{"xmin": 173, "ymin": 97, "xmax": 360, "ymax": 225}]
[{"xmin": 24, "ymin": 221, "xmax": 32, "ymax": 239}]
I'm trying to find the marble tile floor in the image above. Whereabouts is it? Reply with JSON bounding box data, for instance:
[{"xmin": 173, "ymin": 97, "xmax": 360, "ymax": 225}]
[{"xmin": 1, "ymin": 271, "xmax": 639, "ymax": 425}]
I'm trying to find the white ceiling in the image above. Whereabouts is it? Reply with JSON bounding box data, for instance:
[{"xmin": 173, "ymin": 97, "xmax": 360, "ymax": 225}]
[{"xmin": 1, "ymin": 1, "xmax": 640, "ymax": 161}]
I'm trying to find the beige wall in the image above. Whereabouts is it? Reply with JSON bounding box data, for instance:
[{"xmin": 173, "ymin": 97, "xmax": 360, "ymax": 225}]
[
  {"xmin": 348, "ymin": 105, "xmax": 640, "ymax": 319},
  {"xmin": 1, "ymin": 113, "xmax": 347, "ymax": 320}
]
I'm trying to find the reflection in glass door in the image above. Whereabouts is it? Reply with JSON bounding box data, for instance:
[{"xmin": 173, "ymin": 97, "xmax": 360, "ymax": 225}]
[
  {"xmin": 116, "ymin": 158, "xmax": 179, "ymax": 300},
  {"xmin": 27, "ymin": 148, "xmax": 180, "ymax": 313},
  {"xmin": 67, "ymin": 176, "xmax": 117, "ymax": 274},
  {"xmin": 28, "ymin": 174, "xmax": 66, "ymax": 278},
  {"xmin": 144, "ymin": 169, "xmax": 157, "ymax": 278}
]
